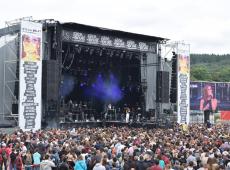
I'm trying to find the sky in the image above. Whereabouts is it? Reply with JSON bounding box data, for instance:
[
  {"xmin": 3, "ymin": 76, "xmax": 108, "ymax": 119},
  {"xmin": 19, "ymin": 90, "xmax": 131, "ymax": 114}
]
[{"xmin": 0, "ymin": 0, "xmax": 229, "ymax": 54}]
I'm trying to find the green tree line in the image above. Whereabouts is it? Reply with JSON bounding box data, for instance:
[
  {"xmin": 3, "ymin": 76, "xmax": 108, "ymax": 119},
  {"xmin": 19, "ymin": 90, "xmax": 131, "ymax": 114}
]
[{"xmin": 190, "ymin": 54, "xmax": 230, "ymax": 82}]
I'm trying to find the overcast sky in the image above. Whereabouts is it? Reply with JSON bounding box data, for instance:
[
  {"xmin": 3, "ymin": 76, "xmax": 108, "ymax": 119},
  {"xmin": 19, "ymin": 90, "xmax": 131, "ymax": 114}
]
[{"xmin": 1, "ymin": 0, "xmax": 229, "ymax": 54}]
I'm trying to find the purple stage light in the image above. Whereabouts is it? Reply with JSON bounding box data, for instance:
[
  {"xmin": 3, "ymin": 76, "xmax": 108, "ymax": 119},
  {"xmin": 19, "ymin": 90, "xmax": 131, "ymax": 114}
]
[
  {"xmin": 60, "ymin": 74, "xmax": 75, "ymax": 97},
  {"xmin": 86, "ymin": 73, "xmax": 123, "ymax": 102}
]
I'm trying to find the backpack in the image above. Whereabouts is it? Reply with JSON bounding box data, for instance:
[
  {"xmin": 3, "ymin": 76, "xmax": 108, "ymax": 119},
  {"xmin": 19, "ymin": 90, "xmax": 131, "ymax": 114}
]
[
  {"xmin": 10, "ymin": 152, "xmax": 16, "ymax": 162},
  {"xmin": 1, "ymin": 149, "xmax": 7, "ymax": 160},
  {"xmin": 25, "ymin": 155, "xmax": 33, "ymax": 165}
]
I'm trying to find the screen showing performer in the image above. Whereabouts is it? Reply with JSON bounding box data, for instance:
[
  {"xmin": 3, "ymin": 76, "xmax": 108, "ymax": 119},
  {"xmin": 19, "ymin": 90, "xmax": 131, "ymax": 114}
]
[
  {"xmin": 200, "ymin": 84, "xmax": 218, "ymax": 112},
  {"xmin": 200, "ymin": 84, "xmax": 218, "ymax": 123}
]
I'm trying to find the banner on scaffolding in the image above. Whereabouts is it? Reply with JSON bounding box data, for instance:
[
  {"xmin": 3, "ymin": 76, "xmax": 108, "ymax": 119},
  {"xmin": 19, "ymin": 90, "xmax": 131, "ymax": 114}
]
[
  {"xmin": 177, "ymin": 43, "xmax": 190, "ymax": 124},
  {"xmin": 19, "ymin": 21, "xmax": 42, "ymax": 131}
]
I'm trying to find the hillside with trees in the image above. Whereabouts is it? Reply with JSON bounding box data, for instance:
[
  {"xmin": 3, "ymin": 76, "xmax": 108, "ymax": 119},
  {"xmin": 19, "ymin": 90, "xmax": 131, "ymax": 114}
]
[{"xmin": 190, "ymin": 54, "xmax": 230, "ymax": 82}]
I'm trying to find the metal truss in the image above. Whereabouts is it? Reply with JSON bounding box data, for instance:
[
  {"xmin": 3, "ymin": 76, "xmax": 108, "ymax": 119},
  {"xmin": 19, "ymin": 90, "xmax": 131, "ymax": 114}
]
[{"xmin": 2, "ymin": 23, "xmax": 20, "ymax": 123}]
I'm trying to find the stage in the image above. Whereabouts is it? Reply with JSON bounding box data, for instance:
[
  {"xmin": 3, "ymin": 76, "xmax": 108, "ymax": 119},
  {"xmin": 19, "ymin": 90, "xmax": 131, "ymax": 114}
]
[{"xmin": 0, "ymin": 19, "xmax": 172, "ymax": 130}]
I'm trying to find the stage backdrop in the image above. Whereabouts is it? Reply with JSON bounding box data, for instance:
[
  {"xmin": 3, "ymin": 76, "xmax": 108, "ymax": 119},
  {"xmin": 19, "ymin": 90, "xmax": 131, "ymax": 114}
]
[
  {"xmin": 190, "ymin": 81, "xmax": 230, "ymax": 120},
  {"xmin": 19, "ymin": 21, "xmax": 42, "ymax": 131},
  {"xmin": 177, "ymin": 44, "xmax": 190, "ymax": 124}
]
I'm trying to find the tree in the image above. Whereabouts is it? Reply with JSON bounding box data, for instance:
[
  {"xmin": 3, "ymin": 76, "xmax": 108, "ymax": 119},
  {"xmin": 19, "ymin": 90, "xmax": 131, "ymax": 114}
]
[{"xmin": 190, "ymin": 65, "xmax": 212, "ymax": 81}]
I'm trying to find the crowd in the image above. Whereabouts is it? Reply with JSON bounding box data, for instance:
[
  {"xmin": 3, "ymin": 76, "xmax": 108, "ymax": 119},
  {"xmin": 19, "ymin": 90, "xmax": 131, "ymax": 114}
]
[{"xmin": 0, "ymin": 123, "xmax": 230, "ymax": 170}]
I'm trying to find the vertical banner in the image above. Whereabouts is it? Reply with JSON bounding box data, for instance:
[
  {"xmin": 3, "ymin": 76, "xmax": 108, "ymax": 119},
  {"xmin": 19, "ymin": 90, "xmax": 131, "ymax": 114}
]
[
  {"xmin": 177, "ymin": 43, "xmax": 190, "ymax": 124},
  {"xmin": 19, "ymin": 21, "xmax": 42, "ymax": 131}
]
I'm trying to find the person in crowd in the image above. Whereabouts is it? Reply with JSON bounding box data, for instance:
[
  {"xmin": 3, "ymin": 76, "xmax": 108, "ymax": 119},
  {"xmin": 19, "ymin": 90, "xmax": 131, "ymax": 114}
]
[
  {"xmin": 9, "ymin": 148, "xmax": 17, "ymax": 170},
  {"xmin": 33, "ymin": 149, "xmax": 41, "ymax": 170},
  {"xmin": 15, "ymin": 152, "xmax": 23, "ymax": 170},
  {"xmin": 59, "ymin": 156, "xmax": 70, "ymax": 170},
  {"xmin": 74, "ymin": 154, "xmax": 87, "ymax": 170},
  {"xmin": 93, "ymin": 155, "xmax": 105, "ymax": 170},
  {"xmin": 23, "ymin": 150, "xmax": 33, "ymax": 170},
  {"xmin": 40, "ymin": 154, "xmax": 55, "ymax": 170},
  {"xmin": 0, "ymin": 142, "xmax": 10, "ymax": 170},
  {"xmin": 150, "ymin": 159, "xmax": 162, "ymax": 170}
]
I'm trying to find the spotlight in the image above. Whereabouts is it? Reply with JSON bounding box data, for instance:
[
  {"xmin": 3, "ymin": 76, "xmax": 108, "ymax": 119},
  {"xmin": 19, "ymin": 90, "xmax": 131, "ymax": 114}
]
[{"xmin": 80, "ymin": 83, "xmax": 84, "ymax": 87}]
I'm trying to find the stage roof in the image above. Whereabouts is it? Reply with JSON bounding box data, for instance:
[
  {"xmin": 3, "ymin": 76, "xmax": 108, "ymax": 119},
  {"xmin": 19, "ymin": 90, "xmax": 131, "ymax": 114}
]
[
  {"xmin": 0, "ymin": 20, "xmax": 169, "ymax": 43},
  {"xmin": 61, "ymin": 22, "xmax": 168, "ymax": 43}
]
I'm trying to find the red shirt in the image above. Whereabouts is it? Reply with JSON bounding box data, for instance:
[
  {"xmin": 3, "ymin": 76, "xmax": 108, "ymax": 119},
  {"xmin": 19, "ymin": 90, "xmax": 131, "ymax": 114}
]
[
  {"xmin": 150, "ymin": 165, "xmax": 162, "ymax": 170},
  {"xmin": 161, "ymin": 155, "xmax": 170, "ymax": 165},
  {"xmin": 0, "ymin": 147, "xmax": 10, "ymax": 162}
]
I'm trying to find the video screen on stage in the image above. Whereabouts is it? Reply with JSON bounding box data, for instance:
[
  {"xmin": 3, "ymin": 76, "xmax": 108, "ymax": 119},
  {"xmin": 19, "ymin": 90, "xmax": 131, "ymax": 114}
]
[{"xmin": 190, "ymin": 81, "xmax": 230, "ymax": 111}]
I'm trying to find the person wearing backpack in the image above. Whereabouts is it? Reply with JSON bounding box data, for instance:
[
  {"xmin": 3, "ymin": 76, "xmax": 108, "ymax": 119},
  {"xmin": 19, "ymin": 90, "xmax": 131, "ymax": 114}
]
[
  {"xmin": 9, "ymin": 148, "xmax": 17, "ymax": 170},
  {"xmin": 23, "ymin": 150, "xmax": 33, "ymax": 170}
]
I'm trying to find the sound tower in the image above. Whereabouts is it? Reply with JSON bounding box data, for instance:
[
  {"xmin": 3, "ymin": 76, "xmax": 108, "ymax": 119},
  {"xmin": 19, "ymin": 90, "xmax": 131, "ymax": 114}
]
[
  {"xmin": 42, "ymin": 60, "xmax": 60, "ymax": 102},
  {"xmin": 170, "ymin": 52, "xmax": 178, "ymax": 103},
  {"xmin": 156, "ymin": 71, "xmax": 169, "ymax": 103}
]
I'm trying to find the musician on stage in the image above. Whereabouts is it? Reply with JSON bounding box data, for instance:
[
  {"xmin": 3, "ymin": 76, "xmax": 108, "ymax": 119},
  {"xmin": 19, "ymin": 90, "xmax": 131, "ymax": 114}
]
[
  {"xmin": 104, "ymin": 103, "xmax": 112, "ymax": 120},
  {"xmin": 125, "ymin": 107, "xmax": 130, "ymax": 123}
]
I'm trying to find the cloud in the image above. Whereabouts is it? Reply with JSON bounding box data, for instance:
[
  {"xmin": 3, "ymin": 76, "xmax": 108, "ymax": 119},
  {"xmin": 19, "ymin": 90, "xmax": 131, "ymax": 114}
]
[{"xmin": 0, "ymin": 0, "xmax": 229, "ymax": 54}]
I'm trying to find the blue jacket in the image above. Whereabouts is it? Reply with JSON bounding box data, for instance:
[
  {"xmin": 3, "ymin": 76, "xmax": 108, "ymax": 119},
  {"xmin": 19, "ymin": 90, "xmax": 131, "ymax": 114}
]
[{"xmin": 74, "ymin": 160, "xmax": 87, "ymax": 170}]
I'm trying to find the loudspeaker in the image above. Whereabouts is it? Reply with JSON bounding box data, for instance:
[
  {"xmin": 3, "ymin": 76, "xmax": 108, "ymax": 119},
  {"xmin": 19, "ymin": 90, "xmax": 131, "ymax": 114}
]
[
  {"xmin": 42, "ymin": 60, "xmax": 60, "ymax": 101},
  {"xmin": 156, "ymin": 71, "xmax": 169, "ymax": 103},
  {"xmin": 12, "ymin": 103, "xmax": 18, "ymax": 115},
  {"xmin": 170, "ymin": 53, "xmax": 178, "ymax": 103}
]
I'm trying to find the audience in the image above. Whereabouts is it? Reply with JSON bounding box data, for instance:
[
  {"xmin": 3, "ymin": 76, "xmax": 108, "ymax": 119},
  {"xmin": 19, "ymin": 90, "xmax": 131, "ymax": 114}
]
[{"xmin": 0, "ymin": 123, "xmax": 230, "ymax": 170}]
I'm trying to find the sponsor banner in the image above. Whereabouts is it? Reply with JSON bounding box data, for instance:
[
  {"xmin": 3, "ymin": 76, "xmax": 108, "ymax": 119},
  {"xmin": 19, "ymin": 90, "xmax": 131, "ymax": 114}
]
[
  {"xmin": 177, "ymin": 44, "xmax": 190, "ymax": 124},
  {"xmin": 62, "ymin": 30, "xmax": 156, "ymax": 52},
  {"xmin": 19, "ymin": 21, "xmax": 42, "ymax": 131}
]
